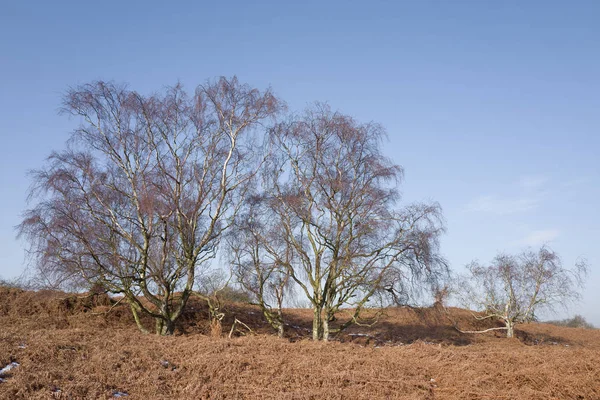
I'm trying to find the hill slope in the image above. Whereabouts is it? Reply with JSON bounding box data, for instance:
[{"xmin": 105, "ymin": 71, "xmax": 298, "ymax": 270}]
[{"xmin": 0, "ymin": 288, "xmax": 598, "ymax": 399}]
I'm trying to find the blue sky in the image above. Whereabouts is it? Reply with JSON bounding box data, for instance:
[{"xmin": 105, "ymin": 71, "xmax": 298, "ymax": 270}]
[{"xmin": 1, "ymin": 1, "xmax": 598, "ymax": 322}]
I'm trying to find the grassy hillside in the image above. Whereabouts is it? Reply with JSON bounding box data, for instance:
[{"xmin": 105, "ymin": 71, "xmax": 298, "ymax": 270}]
[{"xmin": 0, "ymin": 288, "xmax": 598, "ymax": 399}]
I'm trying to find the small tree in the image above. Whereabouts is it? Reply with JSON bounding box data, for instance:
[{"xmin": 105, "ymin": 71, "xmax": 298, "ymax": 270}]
[
  {"xmin": 194, "ymin": 269, "xmax": 233, "ymax": 337},
  {"xmin": 228, "ymin": 196, "xmax": 292, "ymax": 337},
  {"xmin": 457, "ymin": 247, "xmax": 587, "ymax": 338}
]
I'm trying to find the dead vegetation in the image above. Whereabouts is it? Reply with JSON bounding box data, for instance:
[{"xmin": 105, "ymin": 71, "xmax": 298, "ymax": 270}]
[{"xmin": 1, "ymin": 287, "xmax": 599, "ymax": 399}]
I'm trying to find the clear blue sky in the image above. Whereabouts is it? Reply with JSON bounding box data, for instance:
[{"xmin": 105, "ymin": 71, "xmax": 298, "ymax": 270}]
[{"xmin": 1, "ymin": 1, "xmax": 598, "ymax": 322}]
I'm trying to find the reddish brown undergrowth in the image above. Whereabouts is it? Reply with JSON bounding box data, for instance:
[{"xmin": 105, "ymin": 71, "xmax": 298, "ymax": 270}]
[{"xmin": 0, "ymin": 287, "xmax": 598, "ymax": 399}]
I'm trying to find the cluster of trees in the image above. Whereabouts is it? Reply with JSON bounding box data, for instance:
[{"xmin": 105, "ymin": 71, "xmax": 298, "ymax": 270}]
[
  {"xmin": 18, "ymin": 76, "xmax": 589, "ymax": 339},
  {"xmin": 546, "ymin": 315, "xmax": 594, "ymax": 329},
  {"xmin": 19, "ymin": 77, "xmax": 447, "ymax": 338}
]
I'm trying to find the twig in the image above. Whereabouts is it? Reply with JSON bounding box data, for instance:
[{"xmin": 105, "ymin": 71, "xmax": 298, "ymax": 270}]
[
  {"xmin": 441, "ymin": 305, "xmax": 507, "ymax": 334},
  {"xmin": 91, "ymin": 296, "xmax": 124, "ymax": 315},
  {"xmin": 454, "ymin": 326, "xmax": 508, "ymax": 334},
  {"xmin": 229, "ymin": 318, "xmax": 255, "ymax": 339}
]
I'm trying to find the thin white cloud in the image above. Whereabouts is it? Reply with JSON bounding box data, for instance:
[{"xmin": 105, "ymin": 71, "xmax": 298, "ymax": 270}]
[
  {"xmin": 466, "ymin": 175, "xmax": 547, "ymax": 215},
  {"xmin": 518, "ymin": 175, "xmax": 548, "ymax": 191},
  {"xmin": 466, "ymin": 195, "xmax": 540, "ymax": 215},
  {"xmin": 519, "ymin": 229, "xmax": 560, "ymax": 246}
]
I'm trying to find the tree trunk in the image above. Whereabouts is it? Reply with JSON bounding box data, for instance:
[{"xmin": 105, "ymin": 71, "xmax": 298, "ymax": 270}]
[
  {"xmin": 276, "ymin": 309, "xmax": 284, "ymax": 338},
  {"xmin": 323, "ymin": 316, "xmax": 330, "ymax": 341},
  {"xmin": 506, "ymin": 321, "xmax": 514, "ymax": 338},
  {"xmin": 130, "ymin": 303, "xmax": 149, "ymax": 334},
  {"xmin": 312, "ymin": 306, "xmax": 323, "ymax": 341},
  {"xmin": 156, "ymin": 317, "xmax": 175, "ymax": 335},
  {"xmin": 261, "ymin": 308, "xmax": 285, "ymax": 337}
]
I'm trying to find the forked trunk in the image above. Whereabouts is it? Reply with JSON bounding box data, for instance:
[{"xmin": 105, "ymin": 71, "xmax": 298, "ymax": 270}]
[{"xmin": 156, "ymin": 318, "xmax": 175, "ymax": 336}]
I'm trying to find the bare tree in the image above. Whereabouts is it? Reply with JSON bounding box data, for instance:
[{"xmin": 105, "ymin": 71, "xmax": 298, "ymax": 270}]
[
  {"xmin": 228, "ymin": 195, "xmax": 292, "ymax": 337},
  {"xmin": 194, "ymin": 269, "xmax": 232, "ymax": 337},
  {"xmin": 254, "ymin": 104, "xmax": 447, "ymax": 341},
  {"xmin": 18, "ymin": 77, "xmax": 283, "ymax": 335},
  {"xmin": 455, "ymin": 247, "xmax": 587, "ymax": 338}
]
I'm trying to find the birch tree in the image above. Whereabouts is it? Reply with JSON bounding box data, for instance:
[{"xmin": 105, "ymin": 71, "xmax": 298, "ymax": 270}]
[
  {"xmin": 457, "ymin": 247, "xmax": 587, "ymax": 338},
  {"xmin": 18, "ymin": 77, "xmax": 283, "ymax": 335},
  {"xmin": 256, "ymin": 104, "xmax": 447, "ymax": 341}
]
